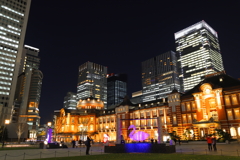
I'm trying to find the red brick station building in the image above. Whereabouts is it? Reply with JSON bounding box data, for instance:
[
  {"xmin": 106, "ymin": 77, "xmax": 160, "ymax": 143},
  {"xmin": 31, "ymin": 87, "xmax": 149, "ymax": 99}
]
[{"xmin": 53, "ymin": 74, "xmax": 240, "ymax": 142}]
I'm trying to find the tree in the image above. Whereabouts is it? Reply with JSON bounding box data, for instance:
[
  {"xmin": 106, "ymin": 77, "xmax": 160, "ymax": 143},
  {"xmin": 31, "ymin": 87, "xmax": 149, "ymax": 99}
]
[
  {"xmin": 215, "ymin": 129, "xmax": 231, "ymax": 142},
  {"xmin": 15, "ymin": 118, "xmax": 28, "ymax": 144},
  {"xmin": 168, "ymin": 131, "xmax": 180, "ymax": 140}
]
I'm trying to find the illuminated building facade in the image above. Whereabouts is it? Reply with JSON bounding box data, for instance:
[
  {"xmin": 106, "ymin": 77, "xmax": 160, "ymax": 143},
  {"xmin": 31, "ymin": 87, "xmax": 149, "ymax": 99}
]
[
  {"xmin": 63, "ymin": 92, "xmax": 77, "ymax": 109},
  {"xmin": 107, "ymin": 73, "xmax": 127, "ymax": 108},
  {"xmin": 175, "ymin": 20, "xmax": 224, "ymax": 92},
  {"xmin": 141, "ymin": 51, "xmax": 180, "ymax": 102},
  {"xmin": 0, "ymin": 0, "xmax": 31, "ymax": 125},
  {"xmin": 54, "ymin": 74, "xmax": 240, "ymax": 142},
  {"xmin": 77, "ymin": 62, "xmax": 107, "ymax": 107}
]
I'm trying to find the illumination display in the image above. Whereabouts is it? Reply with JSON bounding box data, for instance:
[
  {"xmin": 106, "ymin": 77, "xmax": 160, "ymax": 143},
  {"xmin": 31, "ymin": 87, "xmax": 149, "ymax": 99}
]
[
  {"xmin": 128, "ymin": 125, "xmax": 149, "ymax": 141},
  {"xmin": 103, "ymin": 133, "xmax": 109, "ymax": 143},
  {"xmin": 46, "ymin": 128, "xmax": 52, "ymax": 143}
]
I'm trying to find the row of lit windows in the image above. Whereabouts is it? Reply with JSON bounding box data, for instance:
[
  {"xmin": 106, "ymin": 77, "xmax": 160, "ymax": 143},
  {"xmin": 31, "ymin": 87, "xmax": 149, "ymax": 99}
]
[
  {"xmin": 0, "ymin": 39, "xmax": 18, "ymax": 48},
  {"xmin": 0, "ymin": 46, "xmax": 17, "ymax": 53},
  {"xmin": 0, "ymin": 13, "xmax": 19, "ymax": 23},
  {"xmin": 0, "ymin": 81, "xmax": 11, "ymax": 85},
  {"xmin": 0, "ymin": 65, "xmax": 13, "ymax": 71},
  {"xmin": 0, "ymin": 71, "xmax": 13, "ymax": 76},
  {"xmin": 0, "ymin": 86, "xmax": 10, "ymax": 90},
  {"xmin": 0, "ymin": 55, "xmax": 15, "ymax": 62},
  {"xmin": 0, "ymin": 91, "xmax": 9, "ymax": 95},
  {"xmin": 0, "ymin": 76, "xmax": 12, "ymax": 80},
  {"xmin": 227, "ymin": 108, "xmax": 240, "ymax": 120},
  {"xmin": 182, "ymin": 113, "xmax": 197, "ymax": 124},
  {"xmin": 1, "ymin": 5, "xmax": 24, "ymax": 16},
  {"xmin": 0, "ymin": 26, "xmax": 20, "ymax": 35},
  {"xmin": 0, "ymin": 60, "xmax": 14, "ymax": 67},
  {"xmin": 224, "ymin": 94, "xmax": 239, "ymax": 106},
  {"xmin": 0, "ymin": 34, "xmax": 19, "ymax": 44},
  {"xmin": 0, "ymin": 51, "xmax": 16, "ymax": 58},
  {"xmin": 181, "ymin": 102, "xmax": 197, "ymax": 111}
]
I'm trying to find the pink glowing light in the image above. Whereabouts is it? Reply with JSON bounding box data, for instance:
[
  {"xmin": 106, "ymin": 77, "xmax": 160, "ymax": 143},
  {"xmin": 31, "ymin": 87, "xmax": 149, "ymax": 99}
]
[{"xmin": 128, "ymin": 125, "xmax": 149, "ymax": 141}]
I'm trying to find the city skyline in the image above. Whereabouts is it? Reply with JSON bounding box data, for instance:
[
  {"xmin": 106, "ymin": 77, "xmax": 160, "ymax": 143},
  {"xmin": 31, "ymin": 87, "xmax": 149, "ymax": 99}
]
[{"xmin": 24, "ymin": 1, "xmax": 240, "ymax": 124}]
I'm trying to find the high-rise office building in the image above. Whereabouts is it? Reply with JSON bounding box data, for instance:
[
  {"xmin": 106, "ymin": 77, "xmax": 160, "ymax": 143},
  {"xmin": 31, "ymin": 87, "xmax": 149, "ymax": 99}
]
[
  {"xmin": 0, "ymin": 0, "xmax": 31, "ymax": 125},
  {"xmin": 20, "ymin": 45, "xmax": 40, "ymax": 73},
  {"xmin": 13, "ymin": 45, "xmax": 42, "ymax": 139},
  {"xmin": 63, "ymin": 92, "xmax": 77, "ymax": 109},
  {"xmin": 77, "ymin": 62, "xmax": 107, "ymax": 107},
  {"xmin": 141, "ymin": 51, "xmax": 180, "ymax": 102},
  {"xmin": 175, "ymin": 20, "xmax": 224, "ymax": 92},
  {"xmin": 107, "ymin": 73, "xmax": 127, "ymax": 108}
]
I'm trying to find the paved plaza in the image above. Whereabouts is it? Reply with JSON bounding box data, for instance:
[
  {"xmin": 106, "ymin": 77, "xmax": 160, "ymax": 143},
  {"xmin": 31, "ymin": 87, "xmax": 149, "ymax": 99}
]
[{"xmin": 0, "ymin": 142, "xmax": 239, "ymax": 160}]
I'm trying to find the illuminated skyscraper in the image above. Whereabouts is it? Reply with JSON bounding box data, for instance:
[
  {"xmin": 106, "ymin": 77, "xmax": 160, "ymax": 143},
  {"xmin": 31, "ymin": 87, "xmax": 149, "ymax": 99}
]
[
  {"xmin": 175, "ymin": 21, "xmax": 224, "ymax": 92},
  {"xmin": 0, "ymin": 0, "xmax": 31, "ymax": 125},
  {"xmin": 13, "ymin": 45, "xmax": 42, "ymax": 139},
  {"xmin": 141, "ymin": 51, "xmax": 180, "ymax": 102},
  {"xmin": 77, "ymin": 62, "xmax": 107, "ymax": 107}
]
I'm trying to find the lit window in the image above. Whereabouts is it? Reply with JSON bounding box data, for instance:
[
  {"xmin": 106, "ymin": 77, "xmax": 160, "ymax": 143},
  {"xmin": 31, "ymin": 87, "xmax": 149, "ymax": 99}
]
[
  {"xmin": 182, "ymin": 115, "xmax": 187, "ymax": 124},
  {"xmin": 234, "ymin": 108, "xmax": 240, "ymax": 119},
  {"xmin": 191, "ymin": 102, "xmax": 196, "ymax": 110},
  {"xmin": 187, "ymin": 114, "xmax": 192, "ymax": 123},
  {"xmin": 224, "ymin": 96, "xmax": 231, "ymax": 106},
  {"xmin": 186, "ymin": 103, "xmax": 191, "ymax": 111},
  {"xmin": 227, "ymin": 109, "xmax": 233, "ymax": 120},
  {"xmin": 173, "ymin": 114, "xmax": 177, "ymax": 124},
  {"xmin": 231, "ymin": 94, "xmax": 238, "ymax": 105}
]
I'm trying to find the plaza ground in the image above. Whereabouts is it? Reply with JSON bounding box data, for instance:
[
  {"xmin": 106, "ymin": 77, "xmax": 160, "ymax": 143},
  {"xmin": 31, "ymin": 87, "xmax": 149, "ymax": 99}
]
[{"xmin": 0, "ymin": 141, "xmax": 239, "ymax": 160}]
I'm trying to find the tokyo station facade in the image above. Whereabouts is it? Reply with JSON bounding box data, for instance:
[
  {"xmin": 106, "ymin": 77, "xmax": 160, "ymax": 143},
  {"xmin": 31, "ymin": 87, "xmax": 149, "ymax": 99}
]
[{"xmin": 53, "ymin": 74, "xmax": 240, "ymax": 142}]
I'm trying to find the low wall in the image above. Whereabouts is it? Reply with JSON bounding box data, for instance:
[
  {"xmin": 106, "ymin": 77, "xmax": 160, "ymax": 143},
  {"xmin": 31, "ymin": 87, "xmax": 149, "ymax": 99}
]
[{"xmin": 105, "ymin": 143, "xmax": 175, "ymax": 153}]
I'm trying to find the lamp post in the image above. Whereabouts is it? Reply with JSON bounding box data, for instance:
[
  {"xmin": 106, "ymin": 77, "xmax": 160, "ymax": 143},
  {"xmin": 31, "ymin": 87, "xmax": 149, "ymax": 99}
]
[{"xmin": 1, "ymin": 119, "xmax": 10, "ymax": 148}]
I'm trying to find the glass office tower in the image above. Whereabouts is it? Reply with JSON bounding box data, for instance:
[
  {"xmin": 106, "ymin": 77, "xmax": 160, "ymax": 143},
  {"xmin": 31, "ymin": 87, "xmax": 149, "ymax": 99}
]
[
  {"xmin": 107, "ymin": 73, "xmax": 127, "ymax": 108},
  {"xmin": 0, "ymin": 0, "xmax": 31, "ymax": 125},
  {"xmin": 63, "ymin": 92, "xmax": 77, "ymax": 109},
  {"xmin": 77, "ymin": 62, "xmax": 107, "ymax": 107},
  {"xmin": 175, "ymin": 20, "xmax": 224, "ymax": 92},
  {"xmin": 142, "ymin": 51, "xmax": 180, "ymax": 102}
]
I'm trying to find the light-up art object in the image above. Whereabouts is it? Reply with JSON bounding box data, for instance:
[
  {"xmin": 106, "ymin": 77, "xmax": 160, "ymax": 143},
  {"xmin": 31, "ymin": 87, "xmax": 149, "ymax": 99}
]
[
  {"xmin": 103, "ymin": 133, "xmax": 109, "ymax": 143},
  {"xmin": 128, "ymin": 125, "xmax": 149, "ymax": 141},
  {"xmin": 46, "ymin": 128, "xmax": 52, "ymax": 143}
]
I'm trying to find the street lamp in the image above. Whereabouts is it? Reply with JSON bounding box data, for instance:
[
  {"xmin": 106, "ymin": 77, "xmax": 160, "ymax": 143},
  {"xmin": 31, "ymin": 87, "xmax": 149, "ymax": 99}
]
[
  {"xmin": 1, "ymin": 119, "xmax": 10, "ymax": 148},
  {"xmin": 47, "ymin": 122, "xmax": 52, "ymax": 127}
]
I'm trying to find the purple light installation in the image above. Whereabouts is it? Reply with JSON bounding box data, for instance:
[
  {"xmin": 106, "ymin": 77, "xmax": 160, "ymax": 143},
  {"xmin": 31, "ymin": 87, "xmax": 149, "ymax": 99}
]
[{"xmin": 128, "ymin": 125, "xmax": 149, "ymax": 141}]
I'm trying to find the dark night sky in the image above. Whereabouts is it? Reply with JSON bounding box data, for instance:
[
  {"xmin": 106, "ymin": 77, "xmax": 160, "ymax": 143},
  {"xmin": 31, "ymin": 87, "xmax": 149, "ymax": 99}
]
[{"xmin": 24, "ymin": 0, "xmax": 240, "ymax": 124}]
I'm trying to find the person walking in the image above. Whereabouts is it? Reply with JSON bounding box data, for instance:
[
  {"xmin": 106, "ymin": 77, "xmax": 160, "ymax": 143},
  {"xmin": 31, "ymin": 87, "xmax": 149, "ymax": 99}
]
[
  {"xmin": 85, "ymin": 136, "xmax": 92, "ymax": 155},
  {"xmin": 206, "ymin": 135, "xmax": 212, "ymax": 151},
  {"xmin": 212, "ymin": 136, "xmax": 217, "ymax": 151},
  {"xmin": 71, "ymin": 139, "xmax": 76, "ymax": 148}
]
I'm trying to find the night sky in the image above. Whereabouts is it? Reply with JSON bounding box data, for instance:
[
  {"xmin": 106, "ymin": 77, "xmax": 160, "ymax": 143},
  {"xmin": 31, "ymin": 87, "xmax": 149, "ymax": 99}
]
[{"xmin": 24, "ymin": 0, "xmax": 240, "ymax": 124}]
